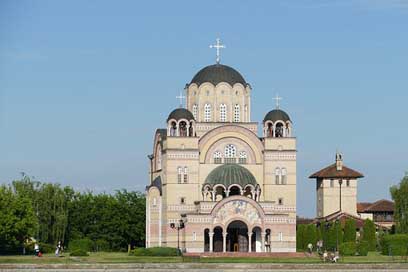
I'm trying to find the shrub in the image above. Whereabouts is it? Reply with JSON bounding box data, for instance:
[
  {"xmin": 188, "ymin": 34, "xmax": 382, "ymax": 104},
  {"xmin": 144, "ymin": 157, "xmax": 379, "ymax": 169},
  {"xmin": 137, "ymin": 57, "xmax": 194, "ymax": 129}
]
[
  {"xmin": 357, "ymin": 240, "xmax": 369, "ymax": 256},
  {"xmin": 70, "ymin": 249, "xmax": 89, "ymax": 256},
  {"xmin": 69, "ymin": 238, "xmax": 93, "ymax": 252},
  {"xmin": 381, "ymin": 234, "xmax": 408, "ymax": 256},
  {"xmin": 339, "ymin": 242, "xmax": 357, "ymax": 256},
  {"xmin": 130, "ymin": 247, "xmax": 179, "ymax": 256},
  {"xmin": 39, "ymin": 243, "xmax": 55, "ymax": 254},
  {"xmin": 95, "ymin": 239, "xmax": 110, "ymax": 252}
]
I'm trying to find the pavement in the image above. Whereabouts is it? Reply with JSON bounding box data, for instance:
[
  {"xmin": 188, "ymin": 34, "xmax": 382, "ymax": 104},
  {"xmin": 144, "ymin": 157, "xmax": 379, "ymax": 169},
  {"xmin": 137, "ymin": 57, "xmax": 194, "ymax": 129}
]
[{"xmin": 1, "ymin": 263, "xmax": 408, "ymax": 271}]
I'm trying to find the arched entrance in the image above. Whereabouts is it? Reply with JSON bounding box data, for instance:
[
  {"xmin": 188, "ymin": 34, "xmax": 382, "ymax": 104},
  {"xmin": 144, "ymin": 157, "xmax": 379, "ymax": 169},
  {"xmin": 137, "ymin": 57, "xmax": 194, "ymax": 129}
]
[
  {"xmin": 213, "ymin": 227, "xmax": 223, "ymax": 252},
  {"xmin": 227, "ymin": 220, "xmax": 248, "ymax": 252}
]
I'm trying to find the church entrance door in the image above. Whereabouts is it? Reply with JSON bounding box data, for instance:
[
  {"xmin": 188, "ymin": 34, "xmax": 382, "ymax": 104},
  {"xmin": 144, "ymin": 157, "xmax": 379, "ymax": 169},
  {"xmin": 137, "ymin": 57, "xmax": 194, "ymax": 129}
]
[{"xmin": 227, "ymin": 220, "xmax": 248, "ymax": 252}]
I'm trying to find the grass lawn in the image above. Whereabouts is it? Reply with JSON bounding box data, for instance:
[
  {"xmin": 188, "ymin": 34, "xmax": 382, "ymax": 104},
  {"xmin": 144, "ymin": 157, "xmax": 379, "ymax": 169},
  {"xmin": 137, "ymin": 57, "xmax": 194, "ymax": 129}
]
[{"xmin": 0, "ymin": 251, "xmax": 406, "ymax": 264}]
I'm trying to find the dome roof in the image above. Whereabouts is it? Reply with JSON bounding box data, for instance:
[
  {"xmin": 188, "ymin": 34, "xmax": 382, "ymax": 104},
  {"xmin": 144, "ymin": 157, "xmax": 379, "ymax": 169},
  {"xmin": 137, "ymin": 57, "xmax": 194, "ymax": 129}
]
[
  {"xmin": 264, "ymin": 109, "xmax": 291, "ymax": 123},
  {"xmin": 167, "ymin": 108, "xmax": 195, "ymax": 122},
  {"xmin": 205, "ymin": 164, "xmax": 257, "ymax": 187},
  {"xmin": 190, "ymin": 64, "xmax": 247, "ymax": 87}
]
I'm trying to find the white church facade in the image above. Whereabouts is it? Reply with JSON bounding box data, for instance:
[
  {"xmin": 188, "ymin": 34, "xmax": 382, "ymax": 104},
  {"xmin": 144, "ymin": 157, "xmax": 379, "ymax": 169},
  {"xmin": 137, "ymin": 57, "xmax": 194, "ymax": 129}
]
[{"xmin": 146, "ymin": 40, "xmax": 297, "ymax": 253}]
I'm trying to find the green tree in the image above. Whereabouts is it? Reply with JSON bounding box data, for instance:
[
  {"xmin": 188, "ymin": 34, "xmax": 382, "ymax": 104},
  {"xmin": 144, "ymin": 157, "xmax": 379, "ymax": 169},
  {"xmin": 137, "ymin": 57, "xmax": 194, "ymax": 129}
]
[
  {"xmin": 304, "ymin": 224, "xmax": 317, "ymax": 250},
  {"xmin": 0, "ymin": 185, "xmax": 38, "ymax": 254},
  {"xmin": 343, "ymin": 219, "xmax": 356, "ymax": 243},
  {"xmin": 390, "ymin": 174, "xmax": 408, "ymax": 234},
  {"xmin": 296, "ymin": 224, "xmax": 306, "ymax": 251},
  {"xmin": 362, "ymin": 219, "xmax": 376, "ymax": 251}
]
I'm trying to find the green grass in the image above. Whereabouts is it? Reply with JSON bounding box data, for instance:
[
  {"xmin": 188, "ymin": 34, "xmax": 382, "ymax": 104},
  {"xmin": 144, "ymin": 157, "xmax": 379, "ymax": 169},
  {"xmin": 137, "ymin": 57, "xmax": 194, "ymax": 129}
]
[{"xmin": 0, "ymin": 251, "xmax": 407, "ymax": 264}]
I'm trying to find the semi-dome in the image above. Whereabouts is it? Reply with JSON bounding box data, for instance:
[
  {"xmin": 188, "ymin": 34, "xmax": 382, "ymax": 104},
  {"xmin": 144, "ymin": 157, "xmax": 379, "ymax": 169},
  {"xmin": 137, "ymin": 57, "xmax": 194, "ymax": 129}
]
[
  {"xmin": 190, "ymin": 64, "xmax": 247, "ymax": 87},
  {"xmin": 204, "ymin": 164, "xmax": 257, "ymax": 187},
  {"xmin": 264, "ymin": 109, "xmax": 291, "ymax": 123},
  {"xmin": 167, "ymin": 108, "xmax": 195, "ymax": 122}
]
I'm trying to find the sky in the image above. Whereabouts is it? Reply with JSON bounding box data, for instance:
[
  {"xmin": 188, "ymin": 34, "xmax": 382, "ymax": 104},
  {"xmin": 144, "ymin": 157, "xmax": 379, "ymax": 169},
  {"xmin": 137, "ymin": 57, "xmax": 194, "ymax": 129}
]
[{"xmin": 0, "ymin": 0, "xmax": 407, "ymax": 217}]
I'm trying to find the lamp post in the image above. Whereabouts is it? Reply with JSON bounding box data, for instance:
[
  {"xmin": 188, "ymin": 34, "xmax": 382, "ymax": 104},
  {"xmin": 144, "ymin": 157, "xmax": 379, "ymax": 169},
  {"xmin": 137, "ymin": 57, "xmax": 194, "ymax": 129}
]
[
  {"xmin": 170, "ymin": 219, "xmax": 185, "ymax": 255},
  {"xmin": 335, "ymin": 219, "xmax": 340, "ymax": 252}
]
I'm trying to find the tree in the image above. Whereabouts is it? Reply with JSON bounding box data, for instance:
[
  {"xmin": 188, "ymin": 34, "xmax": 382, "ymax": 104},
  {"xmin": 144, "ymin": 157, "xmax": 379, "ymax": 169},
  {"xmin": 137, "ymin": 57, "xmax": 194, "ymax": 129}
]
[
  {"xmin": 390, "ymin": 174, "xmax": 408, "ymax": 234},
  {"xmin": 296, "ymin": 224, "xmax": 306, "ymax": 251},
  {"xmin": 0, "ymin": 185, "xmax": 38, "ymax": 254},
  {"xmin": 343, "ymin": 219, "xmax": 357, "ymax": 243},
  {"xmin": 362, "ymin": 219, "xmax": 376, "ymax": 251},
  {"xmin": 304, "ymin": 224, "xmax": 317, "ymax": 250}
]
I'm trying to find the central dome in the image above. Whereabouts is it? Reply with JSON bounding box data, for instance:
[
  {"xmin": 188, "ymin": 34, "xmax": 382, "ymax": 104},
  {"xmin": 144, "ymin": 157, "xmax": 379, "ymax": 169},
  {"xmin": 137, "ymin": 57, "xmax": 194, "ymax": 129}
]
[
  {"xmin": 205, "ymin": 164, "xmax": 257, "ymax": 187},
  {"xmin": 190, "ymin": 64, "xmax": 247, "ymax": 87}
]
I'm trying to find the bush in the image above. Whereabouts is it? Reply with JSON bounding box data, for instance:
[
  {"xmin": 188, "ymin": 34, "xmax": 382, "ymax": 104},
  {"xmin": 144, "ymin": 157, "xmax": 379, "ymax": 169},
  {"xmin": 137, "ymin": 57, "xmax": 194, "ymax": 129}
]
[
  {"xmin": 39, "ymin": 243, "xmax": 55, "ymax": 254},
  {"xmin": 343, "ymin": 219, "xmax": 356, "ymax": 243},
  {"xmin": 339, "ymin": 242, "xmax": 357, "ymax": 256},
  {"xmin": 95, "ymin": 239, "xmax": 110, "ymax": 252},
  {"xmin": 70, "ymin": 249, "xmax": 89, "ymax": 256},
  {"xmin": 381, "ymin": 234, "xmax": 408, "ymax": 256},
  {"xmin": 130, "ymin": 247, "xmax": 179, "ymax": 256},
  {"xmin": 357, "ymin": 240, "xmax": 369, "ymax": 256},
  {"xmin": 69, "ymin": 238, "xmax": 93, "ymax": 252},
  {"xmin": 304, "ymin": 224, "xmax": 317, "ymax": 250},
  {"xmin": 296, "ymin": 225, "xmax": 306, "ymax": 251}
]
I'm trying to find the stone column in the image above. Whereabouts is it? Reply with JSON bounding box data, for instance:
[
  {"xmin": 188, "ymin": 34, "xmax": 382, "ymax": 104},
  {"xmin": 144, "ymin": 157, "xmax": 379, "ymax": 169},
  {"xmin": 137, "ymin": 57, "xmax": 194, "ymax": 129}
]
[
  {"xmin": 212, "ymin": 190, "xmax": 216, "ymax": 202},
  {"xmin": 209, "ymin": 231, "xmax": 214, "ymax": 252},
  {"xmin": 248, "ymin": 232, "xmax": 252, "ymax": 252},
  {"xmin": 226, "ymin": 190, "xmax": 230, "ymax": 197},
  {"xmin": 223, "ymin": 231, "xmax": 227, "ymax": 252},
  {"xmin": 261, "ymin": 232, "xmax": 266, "ymax": 252}
]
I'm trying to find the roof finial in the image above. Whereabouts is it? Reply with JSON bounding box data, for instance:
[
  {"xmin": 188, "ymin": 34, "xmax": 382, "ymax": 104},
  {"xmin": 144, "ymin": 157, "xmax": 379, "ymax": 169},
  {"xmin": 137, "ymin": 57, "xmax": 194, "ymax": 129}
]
[
  {"xmin": 273, "ymin": 94, "xmax": 283, "ymax": 109},
  {"xmin": 210, "ymin": 38, "xmax": 225, "ymax": 64},
  {"xmin": 176, "ymin": 90, "xmax": 185, "ymax": 108},
  {"xmin": 336, "ymin": 150, "xmax": 343, "ymax": 171}
]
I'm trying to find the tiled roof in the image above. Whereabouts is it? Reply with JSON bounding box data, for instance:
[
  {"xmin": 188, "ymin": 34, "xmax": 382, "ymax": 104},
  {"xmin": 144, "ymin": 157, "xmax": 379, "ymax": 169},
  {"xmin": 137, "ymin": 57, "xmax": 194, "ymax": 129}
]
[
  {"xmin": 309, "ymin": 163, "xmax": 364, "ymax": 179},
  {"xmin": 357, "ymin": 199, "xmax": 395, "ymax": 213}
]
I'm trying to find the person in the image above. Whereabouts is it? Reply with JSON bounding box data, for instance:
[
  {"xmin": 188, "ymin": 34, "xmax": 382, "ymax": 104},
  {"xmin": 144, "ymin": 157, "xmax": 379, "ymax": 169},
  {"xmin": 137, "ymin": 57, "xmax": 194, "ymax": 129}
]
[
  {"xmin": 34, "ymin": 243, "xmax": 40, "ymax": 257},
  {"xmin": 307, "ymin": 243, "xmax": 313, "ymax": 254},
  {"xmin": 322, "ymin": 250, "xmax": 328, "ymax": 262},
  {"xmin": 55, "ymin": 241, "xmax": 63, "ymax": 256}
]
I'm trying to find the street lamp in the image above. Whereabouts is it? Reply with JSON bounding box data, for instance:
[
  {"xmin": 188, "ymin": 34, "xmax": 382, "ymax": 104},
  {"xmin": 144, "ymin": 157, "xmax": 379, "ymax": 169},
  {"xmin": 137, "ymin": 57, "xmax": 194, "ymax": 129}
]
[
  {"xmin": 170, "ymin": 219, "xmax": 185, "ymax": 255},
  {"xmin": 335, "ymin": 219, "xmax": 340, "ymax": 252}
]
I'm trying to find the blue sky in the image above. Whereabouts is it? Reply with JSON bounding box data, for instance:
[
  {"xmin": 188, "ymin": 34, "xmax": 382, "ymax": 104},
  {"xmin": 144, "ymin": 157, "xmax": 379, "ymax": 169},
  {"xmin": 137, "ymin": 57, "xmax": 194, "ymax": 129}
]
[{"xmin": 1, "ymin": 0, "xmax": 407, "ymax": 217}]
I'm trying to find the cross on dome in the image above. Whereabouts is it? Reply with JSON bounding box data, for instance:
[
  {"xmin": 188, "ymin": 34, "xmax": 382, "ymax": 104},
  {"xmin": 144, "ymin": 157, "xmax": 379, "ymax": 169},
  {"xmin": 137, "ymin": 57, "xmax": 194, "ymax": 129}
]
[
  {"xmin": 176, "ymin": 90, "xmax": 186, "ymax": 108},
  {"xmin": 273, "ymin": 94, "xmax": 283, "ymax": 109},
  {"xmin": 209, "ymin": 38, "xmax": 226, "ymax": 64}
]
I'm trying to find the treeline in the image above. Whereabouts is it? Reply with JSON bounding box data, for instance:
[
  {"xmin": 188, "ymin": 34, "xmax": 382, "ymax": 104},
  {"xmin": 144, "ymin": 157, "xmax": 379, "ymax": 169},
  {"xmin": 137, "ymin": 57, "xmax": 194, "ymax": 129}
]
[{"xmin": 0, "ymin": 175, "xmax": 145, "ymax": 254}]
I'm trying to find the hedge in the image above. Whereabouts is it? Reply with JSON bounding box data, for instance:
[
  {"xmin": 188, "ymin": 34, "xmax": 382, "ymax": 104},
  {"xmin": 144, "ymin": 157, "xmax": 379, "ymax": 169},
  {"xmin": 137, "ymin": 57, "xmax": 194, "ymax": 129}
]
[
  {"xmin": 381, "ymin": 234, "xmax": 408, "ymax": 256},
  {"xmin": 68, "ymin": 238, "xmax": 93, "ymax": 252},
  {"xmin": 70, "ymin": 249, "xmax": 89, "ymax": 256},
  {"xmin": 357, "ymin": 240, "xmax": 369, "ymax": 256},
  {"xmin": 129, "ymin": 247, "xmax": 179, "ymax": 256},
  {"xmin": 339, "ymin": 242, "xmax": 356, "ymax": 256}
]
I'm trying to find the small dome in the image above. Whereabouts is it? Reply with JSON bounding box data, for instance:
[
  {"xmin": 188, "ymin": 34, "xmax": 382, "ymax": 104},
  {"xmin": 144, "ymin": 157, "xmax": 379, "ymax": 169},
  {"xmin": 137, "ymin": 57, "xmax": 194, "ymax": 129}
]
[
  {"xmin": 205, "ymin": 164, "xmax": 257, "ymax": 187},
  {"xmin": 264, "ymin": 109, "xmax": 291, "ymax": 123},
  {"xmin": 167, "ymin": 108, "xmax": 195, "ymax": 122},
  {"xmin": 190, "ymin": 64, "xmax": 247, "ymax": 87}
]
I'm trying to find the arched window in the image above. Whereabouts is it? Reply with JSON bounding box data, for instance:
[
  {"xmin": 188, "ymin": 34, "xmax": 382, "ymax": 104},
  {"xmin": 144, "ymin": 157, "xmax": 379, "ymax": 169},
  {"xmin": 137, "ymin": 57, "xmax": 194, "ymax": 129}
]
[
  {"xmin": 179, "ymin": 121, "xmax": 187, "ymax": 137},
  {"xmin": 281, "ymin": 168, "xmax": 287, "ymax": 185},
  {"xmin": 183, "ymin": 167, "xmax": 188, "ymax": 183},
  {"xmin": 170, "ymin": 121, "xmax": 177, "ymax": 136},
  {"xmin": 275, "ymin": 167, "xmax": 281, "ymax": 185},
  {"xmin": 156, "ymin": 146, "xmax": 162, "ymax": 170},
  {"xmin": 239, "ymin": 151, "xmax": 247, "ymax": 164},
  {"xmin": 177, "ymin": 167, "xmax": 183, "ymax": 183},
  {"xmin": 275, "ymin": 123, "xmax": 284, "ymax": 137},
  {"xmin": 224, "ymin": 144, "xmax": 236, "ymax": 164},
  {"xmin": 219, "ymin": 104, "xmax": 227, "ymax": 122},
  {"xmin": 234, "ymin": 104, "xmax": 240, "ymax": 122},
  {"xmin": 213, "ymin": 151, "xmax": 222, "ymax": 164},
  {"xmin": 192, "ymin": 104, "xmax": 198, "ymax": 119},
  {"xmin": 204, "ymin": 104, "xmax": 212, "ymax": 122}
]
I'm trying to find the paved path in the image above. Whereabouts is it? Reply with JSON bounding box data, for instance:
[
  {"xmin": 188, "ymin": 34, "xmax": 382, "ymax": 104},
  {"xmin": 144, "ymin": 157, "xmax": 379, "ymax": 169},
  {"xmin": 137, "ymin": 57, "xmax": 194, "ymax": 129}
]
[{"xmin": 1, "ymin": 263, "xmax": 408, "ymax": 271}]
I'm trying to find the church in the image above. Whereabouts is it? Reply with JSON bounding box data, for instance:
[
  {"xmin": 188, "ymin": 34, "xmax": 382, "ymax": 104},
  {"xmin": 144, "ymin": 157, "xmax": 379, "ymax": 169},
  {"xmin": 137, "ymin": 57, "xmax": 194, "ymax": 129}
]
[{"xmin": 146, "ymin": 39, "xmax": 297, "ymax": 253}]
